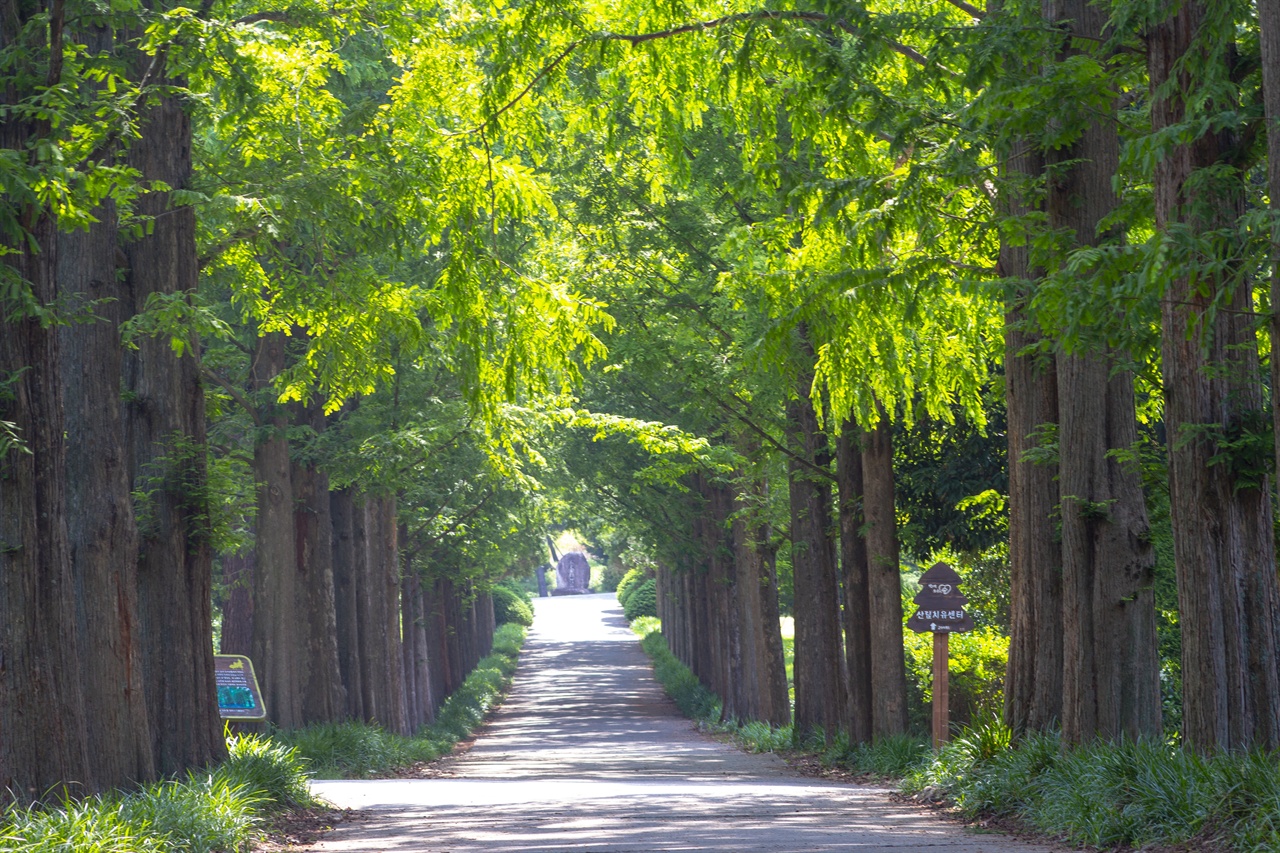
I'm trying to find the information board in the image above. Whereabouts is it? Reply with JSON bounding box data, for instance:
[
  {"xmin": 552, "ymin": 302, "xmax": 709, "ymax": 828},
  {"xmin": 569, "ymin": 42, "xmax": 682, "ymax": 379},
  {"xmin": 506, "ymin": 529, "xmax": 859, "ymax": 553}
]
[{"xmin": 215, "ymin": 654, "xmax": 267, "ymax": 721}]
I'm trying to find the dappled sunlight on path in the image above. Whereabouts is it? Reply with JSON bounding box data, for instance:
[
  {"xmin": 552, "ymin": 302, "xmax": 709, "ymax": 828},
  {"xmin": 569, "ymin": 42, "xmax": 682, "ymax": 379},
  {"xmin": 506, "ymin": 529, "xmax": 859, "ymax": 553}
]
[{"xmin": 309, "ymin": 594, "xmax": 1059, "ymax": 852}]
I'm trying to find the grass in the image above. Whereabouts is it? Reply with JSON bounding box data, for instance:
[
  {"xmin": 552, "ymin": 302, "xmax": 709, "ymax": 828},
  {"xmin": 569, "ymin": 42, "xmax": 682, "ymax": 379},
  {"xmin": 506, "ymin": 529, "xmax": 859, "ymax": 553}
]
[
  {"xmin": 0, "ymin": 731, "xmax": 312, "ymax": 852},
  {"xmin": 1, "ymin": 622, "xmax": 528, "ymax": 851},
  {"xmin": 631, "ymin": 616, "xmax": 1280, "ymax": 852},
  {"xmin": 631, "ymin": 617, "xmax": 926, "ymax": 778},
  {"xmin": 275, "ymin": 622, "xmax": 527, "ymax": 778}
]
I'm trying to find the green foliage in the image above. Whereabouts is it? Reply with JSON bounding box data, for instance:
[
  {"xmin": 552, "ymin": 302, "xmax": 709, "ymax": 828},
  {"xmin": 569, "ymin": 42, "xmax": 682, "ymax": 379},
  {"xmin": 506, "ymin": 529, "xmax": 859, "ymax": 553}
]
[
  {"xmin": 638, "ymin": 629, "xmax": 721, "ymax": 722},
  {"xmin": 820, "ymin": 732, "xmax": 933, "ymax": 779},
  {"xmin": 492, "ymin": 584, "xmax": 534, "ymax": 627},
  {"xmin": 0, "ymin": 798, "xmax": 166, "ymax": 853},
  {"xmin": 275, "ymin": 623, "xmax": 527, "ymax": 779},
  {"xmin": 217, "ymin": 732, "xmax": 315, "ymax": 809},
  {"xmin": 273, "ymin": 721, "xmax": 445, "ymax": 780},
  {"xmin": 0, "ymin": 733, "xmax": 310, "ymax": 853},
  {"xmin": 903, "ymin": 616, "xmax": 1009, "ymax": 732},
  {"xmin": 115, "ymin": 775, "xmax": 260, "ymax": 853},
  {"xmin": 622, "ymin": 578, "xmax": 658, "ymax": 622},
  {"xmin": 906, "ymin": 727, "xmax": 1280, "ymax": 852},
  {"xmin": 615, "ymin": 566, "xmax": 648, "ymax": 606}
]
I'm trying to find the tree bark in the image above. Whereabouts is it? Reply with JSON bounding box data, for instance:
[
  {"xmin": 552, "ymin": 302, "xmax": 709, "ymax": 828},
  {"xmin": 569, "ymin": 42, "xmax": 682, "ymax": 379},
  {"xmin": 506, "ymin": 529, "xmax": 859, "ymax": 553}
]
[
  {"xmin": 250, "ymin": 330, "xmax": 300, "ymax": 729},
  {"xmin": 1000, "ymin": 140, "xmax": 1062, "ymax": 735},
  {"xmin": 219, "ymin": 552, "xmax": 255, "ymax": 656},
  {"xmin": 124, "ymin": 83, "xmax": 224, "ymax": 772},
  {"xmin": 731, "ymin": 470, "xmax": 791, "ymax": 726},
  {"xmin": 0, "ymin": 3, "xmax": 91, "ymax": 791},
  {"xmin": 292, "ymin": 400, "xmax": 345, "ymax": 724},
  {"xmin": 837, "ymin": 423, "xmax": 873, "ymax": 743},
  {"xmin": 1150, "ymin": 1, "xmax": 1280, "ymax": 751},
  {"xmin": 787, "ymin": 335, "xmax": 846, "ymax": 738},
  {"xmin": 61, "ymin": 209, "xmax": 155, "ymax": 787},
  {"xmin": 1046, "ymin": 0, "xmax": 1160, "ymax": 745},
  {"xmin": 331, "ymin": 488, "xmax": 364, "ymax": 719},
  {"xmin": 862, "ymin": 409, "xmax": 908, "ymax": 738}
]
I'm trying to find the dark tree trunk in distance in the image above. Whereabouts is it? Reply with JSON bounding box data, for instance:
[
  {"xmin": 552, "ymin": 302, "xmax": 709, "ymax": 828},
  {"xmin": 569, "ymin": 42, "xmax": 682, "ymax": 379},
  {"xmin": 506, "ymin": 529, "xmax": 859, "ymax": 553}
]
[
  {"xmin": 1000, "ymin": 141, "xmax": 1063, "ymax": 735},
  {"xmin": 292, "ymin": 401, "xmax": 345, "ymax": 724}
]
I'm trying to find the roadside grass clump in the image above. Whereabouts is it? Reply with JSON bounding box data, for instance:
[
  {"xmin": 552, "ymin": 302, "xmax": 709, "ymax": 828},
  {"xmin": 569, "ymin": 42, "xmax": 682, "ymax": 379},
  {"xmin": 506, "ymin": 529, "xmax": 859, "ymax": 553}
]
[
  {"xmin": 0, "ymin": 741, "xmax": 300, "ymax": 853},
  {"xmin": 0, "ymin": 797, "xmax": 166, "ymax": 853},
  {"xmin": 820, "ymin": 731, "xmax": 932, "ymax": 778},
  {"xmin": 115, "ymin": 774, "xmax": 261, "ymax": 853},
  {"xmin": 217, "ymin": 731, "xmax": 314, "ymax": 806},
  {"xmin": 273, "ymin": 721, "xmax": 437, "ymax": 779},
  {"xmin": 906, "ymin": 723, "xmax": 1280, "ymax": 852},
  {"xmin": 278, "ymin": 622, "xmax": 527, "ymax": 778}
]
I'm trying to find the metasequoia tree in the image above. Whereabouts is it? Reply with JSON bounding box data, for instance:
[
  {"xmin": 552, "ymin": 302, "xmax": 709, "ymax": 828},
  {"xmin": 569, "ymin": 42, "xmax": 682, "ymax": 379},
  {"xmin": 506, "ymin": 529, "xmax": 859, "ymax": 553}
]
[
  {"xmin": 1145, "ymin": 0, "xmax": 1280, "ymax": 751},
  {"xmin": 1042, "ymin": 0, "xmax": 1160, "ymax": 744}
]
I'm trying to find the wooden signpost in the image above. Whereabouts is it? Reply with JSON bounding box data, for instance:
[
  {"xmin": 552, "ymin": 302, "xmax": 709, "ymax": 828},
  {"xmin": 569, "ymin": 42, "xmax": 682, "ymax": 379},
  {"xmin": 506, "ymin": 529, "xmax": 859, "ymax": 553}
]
[{"xmin": 907, "ymin": 563, "xmax": 974, "ymax": 748}]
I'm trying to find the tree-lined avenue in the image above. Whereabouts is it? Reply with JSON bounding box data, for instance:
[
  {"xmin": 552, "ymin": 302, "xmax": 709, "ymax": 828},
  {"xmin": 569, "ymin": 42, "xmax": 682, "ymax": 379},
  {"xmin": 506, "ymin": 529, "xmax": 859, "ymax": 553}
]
[{"xmin": 308, "ymin": 595, "xmax": 1058, "ymax": 852}]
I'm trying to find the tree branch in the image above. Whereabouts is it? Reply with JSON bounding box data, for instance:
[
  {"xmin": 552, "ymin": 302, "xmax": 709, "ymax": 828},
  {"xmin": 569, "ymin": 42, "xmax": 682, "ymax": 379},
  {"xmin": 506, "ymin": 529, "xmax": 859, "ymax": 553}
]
[
  {"xmin": 481, "ymin": 8, "xmax": 956, "ymax": 133},
  {"xmin": 201, "ymin": 367, "xmax": 262, "ymax": 426},
  {"xmin": 941, "ymin": 0, "xmax": 984, "ymax": 19}
]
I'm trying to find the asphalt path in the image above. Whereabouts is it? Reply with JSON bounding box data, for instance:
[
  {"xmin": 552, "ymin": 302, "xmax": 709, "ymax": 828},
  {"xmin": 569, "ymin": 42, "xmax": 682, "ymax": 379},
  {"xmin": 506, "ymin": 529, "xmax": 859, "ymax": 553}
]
[{"xmin": 307, "ymin": 593, "xmax": 1061, "ymax": 852}]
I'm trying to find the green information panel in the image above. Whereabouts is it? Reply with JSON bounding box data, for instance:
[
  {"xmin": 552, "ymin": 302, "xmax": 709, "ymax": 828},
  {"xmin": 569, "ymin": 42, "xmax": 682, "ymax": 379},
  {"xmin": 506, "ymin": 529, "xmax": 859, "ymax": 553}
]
[{"xmin": 215, "ymin": 655, "xmax": 267, "ymax": 721}]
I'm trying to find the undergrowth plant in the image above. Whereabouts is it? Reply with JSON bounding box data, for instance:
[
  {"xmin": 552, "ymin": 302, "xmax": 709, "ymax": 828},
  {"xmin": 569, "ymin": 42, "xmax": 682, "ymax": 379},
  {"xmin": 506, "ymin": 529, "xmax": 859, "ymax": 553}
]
[
  {"xmin": 0, "ymin": 731, "xmax": 311, "ymax": 853},
  {"xmin": 1, "ymin": 623, "xmax": 527, "ymax": 850},
  {"xmin": 275, "ymin": 622, "xmax": 528, "ymax": 778}
]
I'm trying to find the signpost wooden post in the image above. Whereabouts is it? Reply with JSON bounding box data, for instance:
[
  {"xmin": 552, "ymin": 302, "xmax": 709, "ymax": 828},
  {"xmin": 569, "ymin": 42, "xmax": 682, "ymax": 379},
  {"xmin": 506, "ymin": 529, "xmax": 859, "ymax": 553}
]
[{"xmin": 907, "ymin": 563, "xmax": 974, "ymax": 748}]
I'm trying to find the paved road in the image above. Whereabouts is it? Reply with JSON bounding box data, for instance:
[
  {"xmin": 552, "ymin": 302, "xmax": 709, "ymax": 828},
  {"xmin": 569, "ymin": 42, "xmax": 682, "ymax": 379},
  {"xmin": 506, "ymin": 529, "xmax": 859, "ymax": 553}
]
[{"xmin": 308, "ymin": 594, "xmax": 1059, "ymax": 852}]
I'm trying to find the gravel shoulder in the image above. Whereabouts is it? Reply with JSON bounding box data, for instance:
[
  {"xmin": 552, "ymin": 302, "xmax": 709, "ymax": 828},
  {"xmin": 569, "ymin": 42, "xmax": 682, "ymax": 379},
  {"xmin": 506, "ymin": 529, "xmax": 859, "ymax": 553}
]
[{"xmin": 305, "ymin": 594, "xmax": 1064, "ymax": 852}]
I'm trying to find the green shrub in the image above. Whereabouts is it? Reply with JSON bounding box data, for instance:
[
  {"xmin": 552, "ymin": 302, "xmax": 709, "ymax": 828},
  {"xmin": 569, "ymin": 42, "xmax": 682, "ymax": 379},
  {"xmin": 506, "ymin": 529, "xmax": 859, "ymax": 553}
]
[
  {"xmin": 623, "ymin": 578, "xmax": 657, "ymax": 621},
  {"xmin": 278, "ymin": 623, "xmax": 527, "ymax": 779},
  {"xmin": 615, "ymin": 567, "xmax": 647, "ymax": 606},
  {"xmin": 492, "ymin": 584, "xmax": 534, "ymax": 627},
  {"xmin": 904, "ymin": 626, "xmax": 1008, "ymax": 729},
  {"xmin": 598, "ymin": 557, "xmax": 629, "ymax": 593}
]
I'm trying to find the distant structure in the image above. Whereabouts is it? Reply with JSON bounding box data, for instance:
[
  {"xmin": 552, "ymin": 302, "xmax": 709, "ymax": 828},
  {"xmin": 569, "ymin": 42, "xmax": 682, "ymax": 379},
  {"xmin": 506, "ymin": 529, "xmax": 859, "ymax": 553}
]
[{"xmin": 553, "ymin": 551, "xmax": 591, "ymax": 595}]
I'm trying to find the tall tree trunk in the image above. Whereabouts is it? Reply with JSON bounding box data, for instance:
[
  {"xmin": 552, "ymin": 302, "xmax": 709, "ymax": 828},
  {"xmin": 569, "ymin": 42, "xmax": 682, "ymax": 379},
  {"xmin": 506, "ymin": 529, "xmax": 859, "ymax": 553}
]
[
  {"xmin": 1149, "ymin": 1, "xmax": 1280, "ymax": 751},
  {"xmin": 0, "ymin": 2, "xmax": 91, "ymax": 791},
  {"xmin": 730, "ymin": 469, "xmax": 791, "ymax": 727},
  {"xmin": 862, "ymin": 409, "xmax": 907, "ymax": 738},
  {"xmin": 1047, "ymin": 0, "xmax": 1160, "ymax": 744},
  {"xmin": 787, "ymin": 334, "xmax": 846, "ymax": 738},
  {"xmin": 376, "ymin": 495, "xmax": 409, "ymax": 734},
  {"xmin": 250, "ymin": 331, "xmax": 300, "ymax": 729},
  {"xmin": 124, "ymin": 84, "xmax": 224, "ymax": 772},
  {"xmin": 1000, "ymin": 141, "xmax": 1062, "ymax": 735},
  {"xmin": 837, "ymin": 422, "xmax": 873, "ymax": 743},
  {"xmin": 1259, "ymin": 0, "xmax": 1280, "ymax": 750},
  {"xmin": 61, "ymin": 207, "xmax": 155, "ymax": 787},
  {"xmin": 292, "ymin": 400, "xmax": 345, "ymax": 724},
  {"xmin": 331, "ymin": 488, "xmax": 363, "ymax": 719}
]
